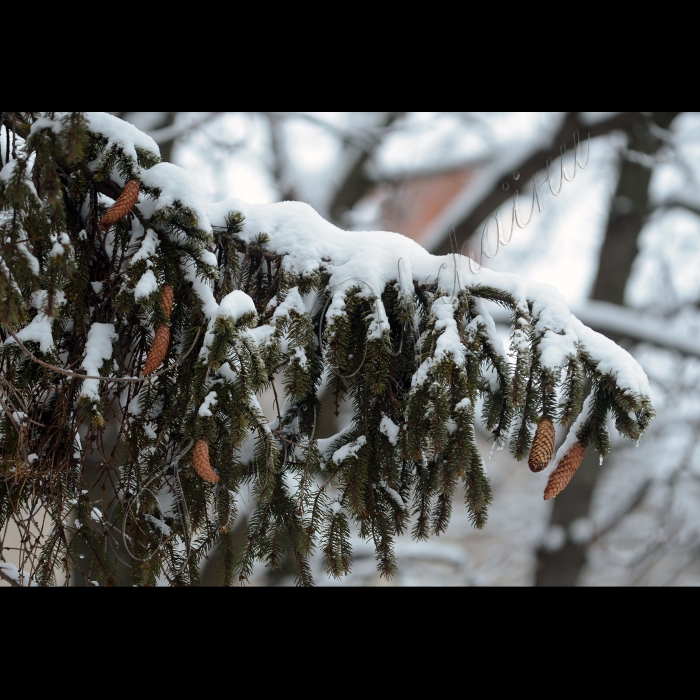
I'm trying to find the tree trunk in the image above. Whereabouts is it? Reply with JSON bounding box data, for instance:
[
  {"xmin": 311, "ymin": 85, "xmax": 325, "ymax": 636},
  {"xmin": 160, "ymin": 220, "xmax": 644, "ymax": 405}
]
[{"xmin": 534, "ymin": 112, "xmax": 679, "ymax": 586}]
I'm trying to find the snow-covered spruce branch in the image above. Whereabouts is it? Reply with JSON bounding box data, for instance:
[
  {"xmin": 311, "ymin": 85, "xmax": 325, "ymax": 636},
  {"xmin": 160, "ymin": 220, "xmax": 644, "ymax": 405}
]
[
  {"xmin": 2, "ymin": 324, "xmax": 201, "ymax": 383},
  {"xmin": 488, "ymin": 302, "xmax": 700, "ymax": 359},
  {"xmin": 0, "ymin": 113, "xmax": 655, "ymax": 586}
]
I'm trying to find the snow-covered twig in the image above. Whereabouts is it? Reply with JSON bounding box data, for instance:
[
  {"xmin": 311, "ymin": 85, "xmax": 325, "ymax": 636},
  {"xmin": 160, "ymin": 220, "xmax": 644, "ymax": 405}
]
[
  {"xmin": 2, "ymin": 325, "xmax": 201, "ymax": 383},
  {"xmin": 489, "ymin": 301, "xmax": 700, "ymax": 359}
]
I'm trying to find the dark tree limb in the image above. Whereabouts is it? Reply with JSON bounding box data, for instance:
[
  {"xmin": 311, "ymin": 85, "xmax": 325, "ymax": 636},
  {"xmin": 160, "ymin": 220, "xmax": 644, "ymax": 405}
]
[
  {"xmin": 652, "ymin": 199, "xmax": 700, "ymax": 220},
  {"xmin": 430, "ymin": 112, "xmax": 659, "ymax": 257},
  {"xmin": 1, "ymin": 112, "xmax": 31, "ymax": 139},
  {"xmin": 329, "ymin": 112, "xmax": 405, "ymax": 225},
  {"xmin": 590, "ymin": 113, "xmax": 680, "ymax": 305}
]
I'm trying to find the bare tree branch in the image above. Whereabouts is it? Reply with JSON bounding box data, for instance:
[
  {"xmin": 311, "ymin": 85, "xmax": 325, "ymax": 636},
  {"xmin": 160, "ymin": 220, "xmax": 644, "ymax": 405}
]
[
  {"xmin": 653, "ymin": 199, "xmax": 700, "ymax": 219},
  {"xmin": 329, "ymin": 112, "xmax": 405, "ymax": 224},
  {"xmin": 147, "ymin": 112, "xmax": 223, "ymax": 146},
  {"xmin": 0, "ymin": 564, "xmax": 23, "ymax": 587}
]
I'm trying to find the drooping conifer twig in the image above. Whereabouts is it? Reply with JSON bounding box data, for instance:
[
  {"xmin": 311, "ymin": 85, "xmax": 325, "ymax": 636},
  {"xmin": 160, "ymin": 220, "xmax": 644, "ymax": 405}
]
[{"xmin": 99, "ymin": 179, "xmax": 140, "ymax": 231}]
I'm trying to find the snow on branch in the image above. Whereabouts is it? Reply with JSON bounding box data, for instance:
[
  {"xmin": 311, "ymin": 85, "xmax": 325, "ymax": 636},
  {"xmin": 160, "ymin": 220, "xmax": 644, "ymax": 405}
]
[{"xmin": 0, "ymin": 113, "xmax": 658, "ymax": 586}]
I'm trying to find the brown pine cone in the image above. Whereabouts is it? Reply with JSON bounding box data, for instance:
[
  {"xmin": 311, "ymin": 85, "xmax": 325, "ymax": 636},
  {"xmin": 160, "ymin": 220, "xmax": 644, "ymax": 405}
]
[
  {"xmin": 528, "ymin": 417, "xmax": 556, "ymax": 472},
  {"xmin": 161, "ymin": 284, "xmax": 174, "ymax": 319},
  {"xmin": 99, "ymin": 180, "xmax": 140, "ymax": 231},
  {"xmin": 193, "ymin": 438, "xmax": 220, "ymax": 483},
  {"xmin": 143, "ymin": 325, "xmax": 170, "ymax": 376},
  {"xmin": 543, "ymin": 441, "xmax": 586, "ymax": 500}
]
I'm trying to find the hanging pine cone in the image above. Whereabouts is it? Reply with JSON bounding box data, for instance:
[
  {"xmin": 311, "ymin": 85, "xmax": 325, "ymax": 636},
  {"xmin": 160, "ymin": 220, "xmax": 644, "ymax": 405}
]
[
  {"xmin": 143, "ymin": 325, "xmax": 170, "ymax": 376},
  {"xmin": 543, "ymin": 441, "xmax": 586, "ymax": 500},
  {"xmin": 528, "ymin": 417, "xmax": 556, "ymax": 472},
  {"xmin": 99, "ymin": 180, "xmax": 140, "ymax": 231},
  {"xmin": 161, "ymin": 284, "xmax": 174, "ymax": 319},
  {"xmin": 193, "ymin": 438, "xmax": 220, "ymax": 483}
]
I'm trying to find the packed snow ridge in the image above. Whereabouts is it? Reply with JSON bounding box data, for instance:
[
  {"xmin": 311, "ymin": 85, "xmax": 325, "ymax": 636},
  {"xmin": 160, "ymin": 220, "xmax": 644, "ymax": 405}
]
[
  {"xmin": 80, "ymin": 323, "xmax": 118, "ymax": 400},
  {"xmin": 206, "ymin": 198, "xmax": 651, "ymax": 399},
  {"xmin": 83, "ymin": 113, "xmax": 161, "ymax": 161}
]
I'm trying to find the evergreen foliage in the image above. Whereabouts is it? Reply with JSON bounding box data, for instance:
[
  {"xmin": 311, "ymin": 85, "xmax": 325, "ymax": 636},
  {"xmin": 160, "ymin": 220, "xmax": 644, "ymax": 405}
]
[{"xmin": 0, "ymin": 113, "xmax": 655, "ymax": 586}]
